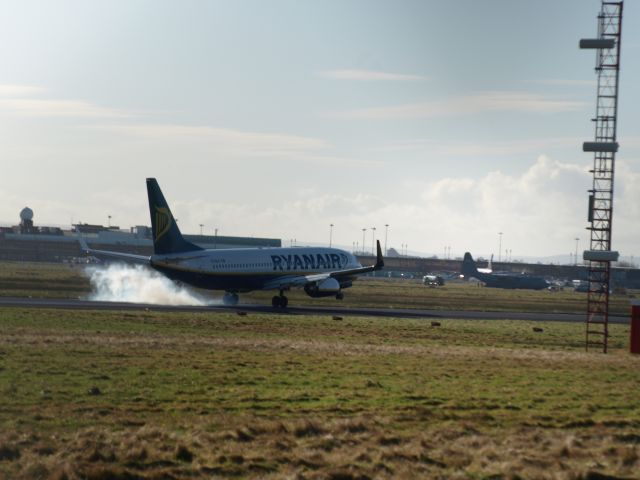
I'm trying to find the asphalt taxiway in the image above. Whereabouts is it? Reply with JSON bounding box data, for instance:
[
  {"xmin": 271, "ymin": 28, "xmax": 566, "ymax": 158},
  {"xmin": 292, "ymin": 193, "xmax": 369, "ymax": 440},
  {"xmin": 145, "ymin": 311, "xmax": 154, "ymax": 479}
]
[{"xmin": 0, "ymin": 297, "xmax": 628, "ymax": 324}]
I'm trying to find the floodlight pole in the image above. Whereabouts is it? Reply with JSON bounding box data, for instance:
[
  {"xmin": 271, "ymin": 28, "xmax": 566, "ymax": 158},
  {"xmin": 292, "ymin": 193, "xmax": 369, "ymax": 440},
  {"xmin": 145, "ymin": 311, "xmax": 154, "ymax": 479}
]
[
  {"xmin": 362, "ymin": 229, "xmax": 367, "ymax": 255},
  {"xmin": 371, "ymin": 227, "xmax": 376, "ymax": 255},
  {"xmin": 384, "ymin": 224, "xmax": 389, "ymax": 256}
]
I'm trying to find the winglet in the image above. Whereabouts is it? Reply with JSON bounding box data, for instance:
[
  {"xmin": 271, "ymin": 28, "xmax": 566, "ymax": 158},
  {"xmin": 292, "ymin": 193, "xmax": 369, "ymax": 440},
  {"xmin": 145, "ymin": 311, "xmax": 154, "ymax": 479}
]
[{"xmin": 375, "ymin": 240, "xmax": 384, "ymax": 269}]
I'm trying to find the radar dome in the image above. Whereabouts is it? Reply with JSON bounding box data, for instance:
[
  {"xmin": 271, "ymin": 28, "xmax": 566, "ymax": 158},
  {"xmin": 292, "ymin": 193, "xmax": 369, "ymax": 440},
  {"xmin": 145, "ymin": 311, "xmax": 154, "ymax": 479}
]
[{"xmin": 20, "ymin": 207, "xmax": 34, "ymax": 221}]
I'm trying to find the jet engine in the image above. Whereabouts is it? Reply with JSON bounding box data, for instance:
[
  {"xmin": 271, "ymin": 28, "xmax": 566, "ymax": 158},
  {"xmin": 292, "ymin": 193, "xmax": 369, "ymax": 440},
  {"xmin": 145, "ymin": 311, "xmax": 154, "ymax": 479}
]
[{"xmin": 304, "ymin": 277, "xmax": 341, "ymax": 298}]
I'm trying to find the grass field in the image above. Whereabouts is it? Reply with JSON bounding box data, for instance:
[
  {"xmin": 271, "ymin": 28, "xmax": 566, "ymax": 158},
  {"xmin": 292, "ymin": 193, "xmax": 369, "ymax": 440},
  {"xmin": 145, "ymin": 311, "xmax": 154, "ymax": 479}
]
[
  {"xmin": 1, "ymin": 308, "xmax": 639, "ymax": 479},
  {"xmin": 0, "ymin": 260, "xmax": 636, "ymax": 315},
  {"xmin": 0, "ymin": 262, "xmax": 89, "ymax": 299},
  {"xmin": 1, "ymin": 261, "xmax": 639, "ymax": 478}
]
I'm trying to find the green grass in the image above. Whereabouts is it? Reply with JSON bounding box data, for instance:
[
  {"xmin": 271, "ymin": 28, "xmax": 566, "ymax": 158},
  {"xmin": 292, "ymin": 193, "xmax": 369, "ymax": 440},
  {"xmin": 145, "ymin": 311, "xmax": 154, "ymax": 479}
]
[
  {"xmin": 1, "ymin": 308, "xmax": 639, "ymax": 479},
  {"xmin": 0, "ymin": 261, "xmax": 88, "ymax": 298}
]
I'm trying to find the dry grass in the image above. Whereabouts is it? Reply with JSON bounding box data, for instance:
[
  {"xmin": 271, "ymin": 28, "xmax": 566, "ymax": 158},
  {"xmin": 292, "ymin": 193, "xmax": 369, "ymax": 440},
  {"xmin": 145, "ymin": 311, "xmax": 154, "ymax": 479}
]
[
  {"xmin": 1, "ymin": 418, "xmax": 639, "ymax": 479},
  {"xmin": 0, "ymin": 327, "xmax": 635, "ymax": 364},
  {"xmin": 1, "ymin": 308, "xmax": 639, "ymax": 478}
]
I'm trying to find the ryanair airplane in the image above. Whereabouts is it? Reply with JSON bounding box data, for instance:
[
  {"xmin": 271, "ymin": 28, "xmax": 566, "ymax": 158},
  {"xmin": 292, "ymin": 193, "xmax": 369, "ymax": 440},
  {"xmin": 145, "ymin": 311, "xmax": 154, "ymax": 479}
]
[{"xmin": 82, "ymin": 178, "xmax": 384, "ymax": 307}]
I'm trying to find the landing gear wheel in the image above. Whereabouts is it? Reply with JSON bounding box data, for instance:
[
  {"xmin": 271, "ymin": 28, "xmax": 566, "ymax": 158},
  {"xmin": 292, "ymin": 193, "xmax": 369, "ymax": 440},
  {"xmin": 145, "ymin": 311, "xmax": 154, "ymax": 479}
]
[
  {"xmin": 223, "ymin": 292, "xmax": 239, "ymax": 306},
  {"xmin": 271, "ymin": 295, "xmax": 289, "ymax": 308}
]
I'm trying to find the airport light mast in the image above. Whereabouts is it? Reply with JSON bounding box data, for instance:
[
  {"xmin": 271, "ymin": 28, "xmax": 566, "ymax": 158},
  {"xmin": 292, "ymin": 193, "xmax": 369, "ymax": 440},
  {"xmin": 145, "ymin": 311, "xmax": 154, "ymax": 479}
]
[
  {"xmin": 371, "ymin": 227, "xmax": 377, "ymax": 255},
  {"xmin": 362, "ymin": 228, "xmax": 367, "ymax": 255},
  {"xmin": 384, "ymin": 224, "xmax": 389, "ymax": 256},
  {"xmin": 580, "ymin": 1, "xmax": 623, "ymax": 353}
]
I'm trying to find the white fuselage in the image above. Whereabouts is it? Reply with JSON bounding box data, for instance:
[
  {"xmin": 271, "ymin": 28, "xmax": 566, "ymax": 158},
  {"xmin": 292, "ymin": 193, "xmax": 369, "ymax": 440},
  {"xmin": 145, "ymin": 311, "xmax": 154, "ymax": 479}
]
[{"xmin": 149, "ymin": 246, "xmax": 362, "ymax": 292}]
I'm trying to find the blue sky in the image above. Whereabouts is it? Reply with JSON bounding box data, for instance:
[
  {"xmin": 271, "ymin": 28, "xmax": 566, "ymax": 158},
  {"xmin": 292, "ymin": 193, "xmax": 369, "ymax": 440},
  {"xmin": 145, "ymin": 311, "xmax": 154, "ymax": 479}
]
[{"xmin": 1, "ymin": 0, "xmax": 638, "ymax": 260}]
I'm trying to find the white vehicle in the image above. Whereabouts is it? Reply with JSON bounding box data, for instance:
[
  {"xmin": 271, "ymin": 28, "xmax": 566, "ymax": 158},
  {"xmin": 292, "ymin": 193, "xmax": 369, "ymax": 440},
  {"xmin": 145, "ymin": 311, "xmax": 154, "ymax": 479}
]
[
  {"xmin": 422, "ymin": 274, "xmax": 444, "ymax": 287},
  {"xmin": 81, "ymin": 178, "xmax": 384, "ymax": 308}
]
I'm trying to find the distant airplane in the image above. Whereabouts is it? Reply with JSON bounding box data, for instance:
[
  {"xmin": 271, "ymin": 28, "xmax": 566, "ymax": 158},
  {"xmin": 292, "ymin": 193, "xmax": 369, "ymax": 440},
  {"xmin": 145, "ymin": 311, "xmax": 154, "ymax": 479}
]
[
  {"xmin": 461, "ymin": 252, "xmax": 549, "ymax": 290},
  {"xmin": 80, "ymin": 178, "xmax": 384, "ymax": 307},
  {"xmin": 477, "ymin": 254, "xmax": 493, "ymax": 274}
]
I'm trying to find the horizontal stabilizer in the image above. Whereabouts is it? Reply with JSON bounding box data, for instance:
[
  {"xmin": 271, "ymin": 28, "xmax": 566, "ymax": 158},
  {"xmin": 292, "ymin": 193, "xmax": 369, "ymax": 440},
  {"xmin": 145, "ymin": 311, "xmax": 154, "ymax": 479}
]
[{"xmin": 76, "ymin": 231, "xmax": 150, "ymax": 264}]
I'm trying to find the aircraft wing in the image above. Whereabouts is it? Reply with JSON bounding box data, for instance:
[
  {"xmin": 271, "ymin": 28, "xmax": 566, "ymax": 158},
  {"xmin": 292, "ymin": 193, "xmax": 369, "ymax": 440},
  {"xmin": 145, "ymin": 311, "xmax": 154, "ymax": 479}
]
[
  {"xmin": 263, "ymin": 274, "xmax": 312, "ymax": 290},
  {"xmin": 263, "ymin": 240, "xmax": 384, "ymax": 291},
  {"xmin": 77, "ymin": 233, "xmax": 151, "ymax": 264}
]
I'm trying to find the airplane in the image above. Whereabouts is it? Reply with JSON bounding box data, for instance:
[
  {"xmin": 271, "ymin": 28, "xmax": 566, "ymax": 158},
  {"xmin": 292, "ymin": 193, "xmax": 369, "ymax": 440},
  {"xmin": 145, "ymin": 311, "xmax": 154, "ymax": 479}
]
[
  {"xmin": 476, "ymin": 254, "xmax": 493, "ymax": 274},
  {"xmin": 461, "ymin": 252, "xmax": 549, "ymax": 290},
  {"xmin": 79, "ymin": 178, "xmax": 384, "ymax": 307}
]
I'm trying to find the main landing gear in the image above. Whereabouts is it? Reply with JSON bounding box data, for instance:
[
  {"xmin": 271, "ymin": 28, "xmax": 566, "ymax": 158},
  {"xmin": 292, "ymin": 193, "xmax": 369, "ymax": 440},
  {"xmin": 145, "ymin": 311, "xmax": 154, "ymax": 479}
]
[
  {"xmin": 271, "ymin": 291, "xmax": 288, "ymax": 308},
  {"xmin": 222, "ymin": 292, "xmax": 239, "ymax": 306}
]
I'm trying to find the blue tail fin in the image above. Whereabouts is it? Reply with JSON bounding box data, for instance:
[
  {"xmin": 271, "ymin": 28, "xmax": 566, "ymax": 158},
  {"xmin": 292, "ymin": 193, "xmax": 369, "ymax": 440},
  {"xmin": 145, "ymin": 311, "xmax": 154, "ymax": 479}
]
[
  {"xmin": 146, "ymin": 178, "xmax": 203, "ymax": 255},
  {"xmin": 461, "ymin": 252, "xmax": 479, "ymax": 278}
]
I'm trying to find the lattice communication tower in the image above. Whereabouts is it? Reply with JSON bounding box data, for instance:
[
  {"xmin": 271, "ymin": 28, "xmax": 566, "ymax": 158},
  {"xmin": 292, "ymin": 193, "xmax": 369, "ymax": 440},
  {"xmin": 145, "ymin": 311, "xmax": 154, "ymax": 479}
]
[{"xmin": 580, "ymin": 1, "xmax": 623, "ymax": 353}]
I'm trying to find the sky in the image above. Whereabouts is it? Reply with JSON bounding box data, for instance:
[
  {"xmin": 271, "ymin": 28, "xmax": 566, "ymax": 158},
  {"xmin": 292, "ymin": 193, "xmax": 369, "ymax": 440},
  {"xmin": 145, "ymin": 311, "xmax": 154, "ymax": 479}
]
[{"xmin": 1, "ymin": 0, "xmax": 639, "ymax": 261}]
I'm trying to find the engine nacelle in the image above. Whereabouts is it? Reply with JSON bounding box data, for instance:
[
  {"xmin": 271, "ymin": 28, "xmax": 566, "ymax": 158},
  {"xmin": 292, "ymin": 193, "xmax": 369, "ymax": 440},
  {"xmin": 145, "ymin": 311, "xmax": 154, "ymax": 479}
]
[{"xmin": 304, "ymin": 277, "xmax": 341, "ymax": 298}]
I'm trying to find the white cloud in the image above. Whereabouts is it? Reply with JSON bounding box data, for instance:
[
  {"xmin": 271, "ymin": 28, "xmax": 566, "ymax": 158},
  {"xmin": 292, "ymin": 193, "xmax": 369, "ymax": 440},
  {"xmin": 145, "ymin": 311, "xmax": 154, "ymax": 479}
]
[
  {"xmin": 0, "ymin": 98, "xmax": 129, "ymax": 118},
  {"xmin": 527, "ymin": 79, "xmax": 596, "ymax": 87},
  {"xmin": 86, "ymin": 123, "xmax": 328, "ymax": 157},
  {"xmin": 403, "ymin": 155, "xmax": 640, "ymax": 257},
  {"xmin": 83, "ymin": 123, "xmax": 382, "ymax": 166},
  {"xmin": 417, "ymin": 155, "xmax": 588, "ymax": 231},
  {"xmin": 235, "ymin": 155, "xmax": 634, "ymax": 257},
  {"xmin": 320, "ymin": 69, "xmax": 428, "ymax": 81},
  {"xmin": 337, "ymin": 91, "xmax": 587, "ymax": 119},
  {"xmin": 0, "ymin": 83, "xmax": 130, "ymax": 118},
  {"xmin": 0, "ymin": 85, "xmax": 378, "ymax": 168},
  {"xmin": 621, "ymin": 136, "xmax": 640, "ymax": 149},
  {"xmin": 3, "ymin": 155, "xmax": 640, "ymax": 258},
  {"xmin": 168, "ymin": 156, "xmax": 603, "ymax": 256},
  {"xmin": 172, "ymin": 192, "xmax": 385, "ymax": 240},
  {"xmin": 374, "ymin": 137, "xmax": 579, "ymax": 157},
  {"xmin": 0, "ymin": 84, "xmax": 46, "ymax": 97}
]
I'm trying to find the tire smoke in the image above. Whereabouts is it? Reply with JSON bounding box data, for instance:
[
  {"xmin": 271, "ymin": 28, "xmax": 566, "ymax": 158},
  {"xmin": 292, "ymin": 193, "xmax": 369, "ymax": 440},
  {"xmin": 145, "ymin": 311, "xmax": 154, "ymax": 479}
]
[{"xmin": 85, "ymin": 263, "xmax": 213, "ymax": 306}]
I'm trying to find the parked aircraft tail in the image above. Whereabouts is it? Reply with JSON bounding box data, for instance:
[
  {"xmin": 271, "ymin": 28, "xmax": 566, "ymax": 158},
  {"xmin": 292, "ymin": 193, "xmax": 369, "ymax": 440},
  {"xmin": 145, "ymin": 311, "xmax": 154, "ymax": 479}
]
[
  {"xmin": 146, "ymin": 178, "xmax": 203, "ymax": 255},
  {"xmin": 461, "ymin": 252, "xmax": 479, "ymax": 278}
]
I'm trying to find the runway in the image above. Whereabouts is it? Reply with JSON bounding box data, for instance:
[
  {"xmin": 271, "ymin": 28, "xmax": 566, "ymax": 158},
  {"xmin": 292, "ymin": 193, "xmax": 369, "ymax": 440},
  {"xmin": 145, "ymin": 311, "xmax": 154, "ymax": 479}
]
[{"xmin": 0, "ymin": 297, "xmax": 628, "ymax": 324}]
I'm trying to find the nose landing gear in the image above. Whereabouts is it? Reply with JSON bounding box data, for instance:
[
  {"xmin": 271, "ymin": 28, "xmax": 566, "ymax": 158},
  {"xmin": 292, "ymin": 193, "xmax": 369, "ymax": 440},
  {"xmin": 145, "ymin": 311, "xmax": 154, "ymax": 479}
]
[{"xmin": 222, "ymin": 292, "xmax": 239, "ymax": 306}]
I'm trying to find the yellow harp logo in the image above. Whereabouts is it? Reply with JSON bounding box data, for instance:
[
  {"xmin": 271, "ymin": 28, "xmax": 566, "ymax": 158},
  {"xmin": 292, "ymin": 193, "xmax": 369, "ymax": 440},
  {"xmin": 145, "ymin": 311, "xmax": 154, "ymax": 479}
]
[{"xmin": 154, "ymin": 207, "xmax": 172, "ymax": 242}]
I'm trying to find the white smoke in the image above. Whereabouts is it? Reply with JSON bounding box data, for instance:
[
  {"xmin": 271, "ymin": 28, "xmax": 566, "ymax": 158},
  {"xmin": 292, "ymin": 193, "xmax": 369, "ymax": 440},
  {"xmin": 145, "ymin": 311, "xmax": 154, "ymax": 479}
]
[{"xmin": 85, "ymin": 263, "xmax": 213, "ymax": 306}]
